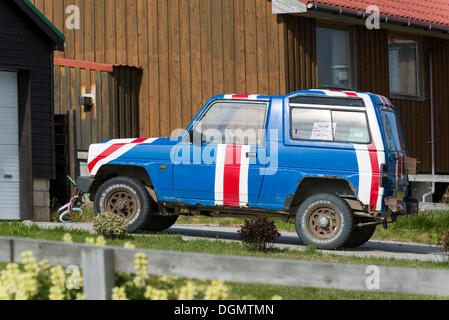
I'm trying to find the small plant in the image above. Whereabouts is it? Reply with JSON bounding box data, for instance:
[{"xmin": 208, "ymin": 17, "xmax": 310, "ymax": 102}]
[
  {"xmin": 237, "ymin": 217, "xmax": 281, "ymax": 252},
  {"xmin": 93, "ymin": 213, "xmax": 128, "ymax": 239},
  {"xmin": 433, "ymin": 228, "xmax": 449, "ymax": 264}
]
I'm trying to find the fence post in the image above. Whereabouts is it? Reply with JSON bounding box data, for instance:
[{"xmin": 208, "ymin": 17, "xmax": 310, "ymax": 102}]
[{"xmin": 81, "ymin": 247, "xmax": 115, "ymax": 300}]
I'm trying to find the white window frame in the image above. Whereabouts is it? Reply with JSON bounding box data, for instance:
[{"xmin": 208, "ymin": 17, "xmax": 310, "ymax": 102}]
[
  {"xmin": 388, "ymin": 34, "xmax": 424, "ymax": 100},
  {"xmin": 316, "ymin": 25, "xmax": 356, "ymax": 91}
]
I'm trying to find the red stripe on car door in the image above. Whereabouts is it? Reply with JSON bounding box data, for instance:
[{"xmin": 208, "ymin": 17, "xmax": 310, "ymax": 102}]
[{"xmin": 223, "ymin": 145, "xmax": 242, "ymax": 206}]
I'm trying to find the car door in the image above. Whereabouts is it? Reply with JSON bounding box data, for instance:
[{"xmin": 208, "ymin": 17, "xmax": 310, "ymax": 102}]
[{"xmin": 173, "ymin": 100, "xmax": 269, "ymax": 207}]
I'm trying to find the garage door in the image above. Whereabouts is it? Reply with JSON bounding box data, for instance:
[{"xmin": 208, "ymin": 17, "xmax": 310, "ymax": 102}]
[{"xmin": 0, "ymin": 71, "xmax": 20, "ymax": 220}]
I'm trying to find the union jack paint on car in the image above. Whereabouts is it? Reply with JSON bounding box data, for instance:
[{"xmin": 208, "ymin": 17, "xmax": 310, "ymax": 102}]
[{"xmin": 78, "ymin": 90, "xmax": 418, "ymax": 249}]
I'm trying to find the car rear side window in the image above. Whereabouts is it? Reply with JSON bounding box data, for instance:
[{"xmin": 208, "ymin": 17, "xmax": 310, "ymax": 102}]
[
  {"xmin": 291, "ymin": 108, "xmax": 371, "ymax": 144},
  {"xmin": 381, "ymin": 110, "xmax": 405, "ymax": 152}
]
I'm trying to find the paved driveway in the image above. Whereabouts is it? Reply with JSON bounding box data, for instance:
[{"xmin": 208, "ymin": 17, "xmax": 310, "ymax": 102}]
[{"xmin": 26, "ymin": 222, "xmax": 445, "ymax": 262}]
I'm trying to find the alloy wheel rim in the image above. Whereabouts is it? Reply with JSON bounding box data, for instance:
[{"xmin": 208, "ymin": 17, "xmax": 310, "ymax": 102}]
[
  {"xmin": 105, "ymin": 189, "xmax": 138, "ymax": 222},
  {"xmin": 306, "ymin": 207, "xmax": 341, "ymax": 240}
]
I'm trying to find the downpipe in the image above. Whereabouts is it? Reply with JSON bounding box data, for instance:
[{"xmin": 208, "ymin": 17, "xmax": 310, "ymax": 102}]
[{"xmin": 423, "ymin": 51, "xmax": 436, "ymax": 203}]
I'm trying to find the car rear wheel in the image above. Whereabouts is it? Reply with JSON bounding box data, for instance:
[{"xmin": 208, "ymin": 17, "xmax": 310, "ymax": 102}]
[
  {"xmin": 94, "ymin": 176, "xmax": 152, "ymax": 233},
  {"xmin": 344, "ymin": 225, "xmax": 377, "ymax": 248},
  {"xmin": 295, "ymin": 193, "xmax": 353, "ymax": 250}
]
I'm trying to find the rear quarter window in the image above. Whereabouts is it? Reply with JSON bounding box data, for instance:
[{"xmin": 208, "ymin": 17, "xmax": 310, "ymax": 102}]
[
  {"xmin": 291, "ymin": 108, "xmax": 371, "ymax": 144},
  {"xmin": 381, "ymin": 110, "xmax": 405, "ymax": 151}
]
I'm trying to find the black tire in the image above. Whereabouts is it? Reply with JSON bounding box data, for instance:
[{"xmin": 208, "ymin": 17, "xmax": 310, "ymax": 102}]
[
  {"xmin": 94, "ymin": 176, "xmax": 152, "ymax": 233},
  {"xmin": 344, "ymin": 225, "xmax": 377, "ymax": 248},
  {"xmin": 143, "ymin": 215, "xmax": 179, "ymax": 233},
  {"xmin": 295, "ymin": 193, "xmax": 353, "ymax": 250}
]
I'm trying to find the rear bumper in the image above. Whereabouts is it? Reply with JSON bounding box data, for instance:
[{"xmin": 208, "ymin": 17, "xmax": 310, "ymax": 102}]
[{"xmin": 385, "ymin": 197, "xmax": 419, "ymax": 215}]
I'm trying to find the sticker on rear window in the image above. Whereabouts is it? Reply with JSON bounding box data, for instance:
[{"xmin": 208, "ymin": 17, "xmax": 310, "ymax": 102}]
[
  {"xmin": 311, "ymin": 122, "xmax": 335, "ymax": 141},
  {"xmin": 349, "ymin": 128, "xmax": 369, "ymax": 143}
]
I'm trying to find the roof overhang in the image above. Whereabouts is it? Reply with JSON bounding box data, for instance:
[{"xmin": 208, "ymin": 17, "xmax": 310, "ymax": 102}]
[
  {"xmin": 273, "ymin": 0, "xmax": 449, "ymax": 39},
  {"xmin": 272, "ymin": 0, "xmax": 307, "ymax": 14},
  {"xmin": 12, "ymin": 0, "xmax": 66, "ymax": 51}
]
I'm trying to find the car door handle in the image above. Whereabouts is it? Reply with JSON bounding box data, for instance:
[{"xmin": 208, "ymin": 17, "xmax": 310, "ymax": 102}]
[{"xmin": 246, "ymin": 152, "xmax": 257, "ymax": 158}]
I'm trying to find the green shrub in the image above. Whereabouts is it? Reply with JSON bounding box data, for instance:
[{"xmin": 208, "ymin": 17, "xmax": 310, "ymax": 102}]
[
  {"xmin": 237, "ymin": 217, "xmax": 281, "ymax": 252},
  {"xmin": 93, "ymin": 213, "xmax": 128, "ymax": 239}
]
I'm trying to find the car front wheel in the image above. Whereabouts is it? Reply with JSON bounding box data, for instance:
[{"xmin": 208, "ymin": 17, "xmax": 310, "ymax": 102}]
[
  {"xmin": 94, "ymin": 176, "xmax": 152, "ymax": 233},
  {"xmin": 295, "ymin": 193, "xmax": 353, "ymax": 250}
]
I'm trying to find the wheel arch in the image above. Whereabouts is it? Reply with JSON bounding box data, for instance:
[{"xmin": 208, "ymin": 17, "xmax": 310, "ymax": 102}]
[
  {"xmin": 289, "ymin": 177, "xmax": 357, "ymax": 212},
  {"xmin": 90, "ymin": 165, "xmax": 153, "ymax": 198}
]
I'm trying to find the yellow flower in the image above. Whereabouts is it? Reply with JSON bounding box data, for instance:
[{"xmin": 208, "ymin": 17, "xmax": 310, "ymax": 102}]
[
  {"xmin": 49, "ymin": 286, "xmax": 65, "ymax": 301},
  {"xmin": 272, "ymin": 295, "xmax": 283, "ymax": 300},
  {"xmin": 204, "ymin": 280, "xmax": 230, "ymax": 300},
  {"xmin": 76, "ymin": 293, "xmax": 86, "ymax": 301},
  {"xmin": 63, "ymin": 233, "xmax": 73, "ymax": 243},
  {"xmin": 124, "ymin": 242, "xmax": 135, "ymax": 249},
  {"xmin": 144, "ymin": 286, "xmax": 169, "ymax": 300},
  {"xmin": 0, "ymin": 251, "xmax": 84, "ymax": 301},
  {"xmin": 178, "ymin": 281, "xmax": 200, "ymax": 300},
  {"xmin": 15, "ymin": 272, "xmax": 38, "ymax": 300},
  {"xmin": 95, "ymin": 236, "xmax": 106, "ymax": 246},
  {"xmin": 85, "ymin": 237, "xmax": 95, "ymax": 245},
  {"xmin": 21, "ymin": 251, "xmax": 39, "ymax": 275},
  {"xmin": 133, "ymin": 253, "xmax": 149, "ymax": 287},
  {"xmin": 112, "ymin": 287, "xmax": 128, "ymax": 300},
  {"xmin": 49, "ymin": 265, "xmax": 66, "ymax": 300},
  {"xmin": 159, "ymin": 275, "xmax": 177, "ymax": 284},
  {"xmin": 0, "ymin": 284, "xmax": 10, "ymax": 300},
  {"xmin": 66, "ymin": 268, "xmax": 83, "ymax": 290}
]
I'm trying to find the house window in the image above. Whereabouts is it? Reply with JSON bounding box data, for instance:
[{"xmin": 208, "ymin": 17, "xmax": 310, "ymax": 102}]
[
  {"xmin": 317, "ymin": 26, "xmax": 354, "ymax": 90},
  {"xmin": 389, "ymin": 36, "xmax": 422, "ymax": 97}
]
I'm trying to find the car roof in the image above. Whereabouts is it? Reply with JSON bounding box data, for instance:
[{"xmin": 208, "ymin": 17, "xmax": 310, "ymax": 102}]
[{"xmin": 213, "ymin": 90, "xmax": 394, "ymax": 108}]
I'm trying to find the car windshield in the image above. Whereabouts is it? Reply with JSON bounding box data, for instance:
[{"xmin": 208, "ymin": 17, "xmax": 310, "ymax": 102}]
[{"xmin": 381, "ymin": 110, "xmax": 405, "ymax": 152}]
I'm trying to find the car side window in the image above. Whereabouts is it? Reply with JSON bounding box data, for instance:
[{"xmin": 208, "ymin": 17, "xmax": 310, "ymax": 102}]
[
  {"xmin": 291, "ymin": 108, "xmax": 371, "ymax": 144},
  {"xmin": 192, "ymin": 102, "xmax": 267, "ymax": 146}
]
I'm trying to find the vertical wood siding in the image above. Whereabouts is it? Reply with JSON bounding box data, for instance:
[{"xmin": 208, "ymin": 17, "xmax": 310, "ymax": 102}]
[
  {"xmin": 53, "ymin": 65, "xmax": 141, "ymax": 150},
  {"xmin": 355, "ymin": 27, "xmax": 432, "ymax": 173},
  {"xmin": 31, "ymin": 0, "xmax": 288, "ymax": 138},
  {"xmin": 283, "ymin": 15, "xmax": 317, "ymax": 92},
  {"xmin": 30, "ymin": 0, "xmax": 449, "ymax": 174},
  {"xmin": 429, "ymin": 38, "xmax": 449, "ymax": 174}
]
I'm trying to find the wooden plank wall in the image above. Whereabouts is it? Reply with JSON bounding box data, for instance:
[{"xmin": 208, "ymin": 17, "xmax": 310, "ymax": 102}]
[
  {"xmin": 283, "ymin": 15, "xmax": 317, "ymax": 92},
  {"xmin": 355, "ymin": 27, "xmax": 432, "ymax": 173},
  {"xmin": 30, "ymin": 0, "xmax": 449, "ymax": 174},
  {"xmin": 30, "ymin": 0, "xmax": 288, "ymax": 139},
  {"xmin": 53, "ymin": 65, "xmax": 141, "ymax": 150},
  {"xmin": 430, "ymin": 39, "xmax": 449, "ymax": 174}
]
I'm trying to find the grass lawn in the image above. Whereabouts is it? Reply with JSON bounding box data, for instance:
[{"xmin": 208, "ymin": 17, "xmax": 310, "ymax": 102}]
[
  {"xmin": 229, "ymin": 283, "xmax": 448, "ymax": 300},
  {"xmin": 0, "ymin": 222, "xmax": 448, "ymax": 300},
  {"xmin": 0, "ymin": 261, "xmax": 444, "ymax": 300},
  {"xmin": 0, "ymin": 222, "xmax": 447, "ymax": 271},
  {"xmin": 59, "ymin": 205, "xmax": 449, "ymax": 246},
  {"xmin": 178, "ymin": 211, "xmax": 449, "ymax": 246}
]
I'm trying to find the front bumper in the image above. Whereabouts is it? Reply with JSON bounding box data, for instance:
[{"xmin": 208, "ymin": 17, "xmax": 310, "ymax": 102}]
[{"xmin": 385, "ymin": 197, "xmax": 419, "ymax": 215}]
